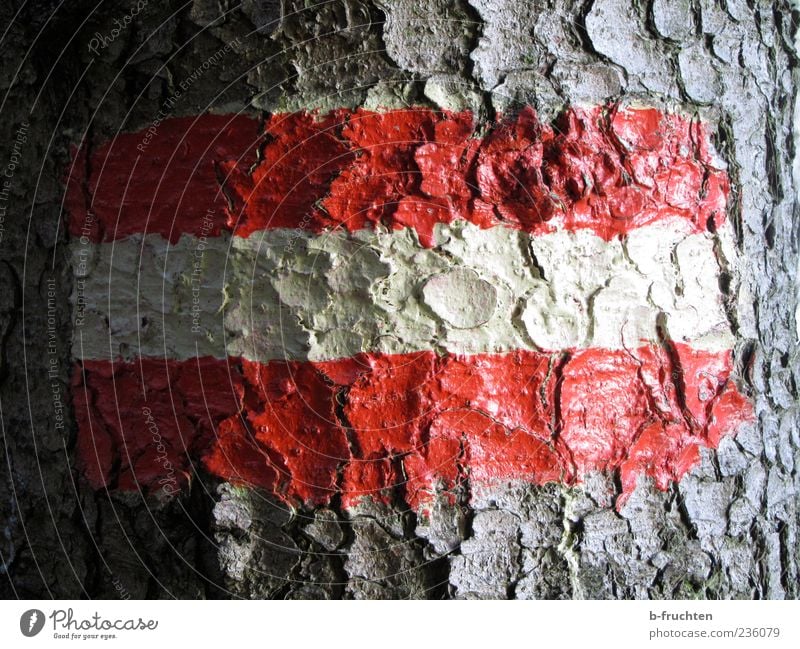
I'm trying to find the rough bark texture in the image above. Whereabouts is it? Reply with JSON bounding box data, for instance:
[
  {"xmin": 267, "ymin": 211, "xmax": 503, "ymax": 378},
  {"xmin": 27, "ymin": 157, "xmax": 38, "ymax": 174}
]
[{"xmin": 1, "ymin": 0, "xmax": 798, "ymax": 599}]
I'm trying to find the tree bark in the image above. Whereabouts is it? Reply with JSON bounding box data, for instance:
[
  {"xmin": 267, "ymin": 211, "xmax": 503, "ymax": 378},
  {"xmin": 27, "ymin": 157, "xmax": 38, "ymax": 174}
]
[{"xmin": 1, "ymin": 0, "xmax": 797, "ymax": 599}]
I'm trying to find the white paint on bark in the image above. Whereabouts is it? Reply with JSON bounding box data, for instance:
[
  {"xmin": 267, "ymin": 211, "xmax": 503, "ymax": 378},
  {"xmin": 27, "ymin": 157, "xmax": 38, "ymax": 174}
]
[{"xmin": 70, "ymin": 219, "xmax": 737, "ymax": 362}]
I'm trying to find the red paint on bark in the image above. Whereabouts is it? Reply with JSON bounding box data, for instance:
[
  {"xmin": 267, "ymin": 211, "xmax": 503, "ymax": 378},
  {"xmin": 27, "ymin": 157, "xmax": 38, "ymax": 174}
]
[
  {"xmin": 72, "ymin": 356, "xmax": 243, "ymax": 491},
  {"xmin": 212, "ymin": 359, "xmax": 350, "ymax": 505},
  {"xmin": 221, "ymin": 110, "xmax": 354, "ymax": 236},
  {"xmin": 66, "ymin": 106, "xmax": 728, "ymax": 245},
  {"xmin": 73, "ymin": 346, "xmax": 751, "ymax": 509},
  {"xmin": 65, "ymin": 114, "xmax": 262, "ymax": 243}
]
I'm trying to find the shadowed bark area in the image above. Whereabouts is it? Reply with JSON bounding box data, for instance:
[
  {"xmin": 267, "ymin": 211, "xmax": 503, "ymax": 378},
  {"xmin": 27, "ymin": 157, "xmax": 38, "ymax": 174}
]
[{"xmin": 1, "ymin": 0, "xmax": 797, "ymax": 599}]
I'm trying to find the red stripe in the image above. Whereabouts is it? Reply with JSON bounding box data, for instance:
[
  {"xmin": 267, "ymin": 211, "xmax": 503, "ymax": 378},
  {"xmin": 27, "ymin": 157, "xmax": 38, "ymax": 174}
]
[
  {"xmin": 65, "ymin": 114, "xmax": 263, "ymax": 242},
  {"xmin": 66, "ymin": 106, "xmax": 729, "ymax": 246},
  {"xmin": 72, "ymin": 346, "xmax": 751, "ymax": 509}
]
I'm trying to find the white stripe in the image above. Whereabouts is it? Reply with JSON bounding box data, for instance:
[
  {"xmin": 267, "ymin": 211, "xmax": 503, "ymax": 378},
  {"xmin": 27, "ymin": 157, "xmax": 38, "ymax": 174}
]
[{"xmin": 70, "ymin": 219, "xmax": 737, "ymax": 362}]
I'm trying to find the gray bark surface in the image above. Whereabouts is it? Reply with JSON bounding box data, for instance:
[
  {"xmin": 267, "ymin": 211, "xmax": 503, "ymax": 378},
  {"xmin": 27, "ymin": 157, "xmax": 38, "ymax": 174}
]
[{"xmin": 0, "ymin": 0, "xmax": 797, "ymax": 599}]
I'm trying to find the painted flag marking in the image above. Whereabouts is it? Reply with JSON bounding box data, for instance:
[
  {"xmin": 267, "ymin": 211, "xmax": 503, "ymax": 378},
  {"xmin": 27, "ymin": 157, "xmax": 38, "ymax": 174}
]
[{"xmin": 66, "ymin": 105, "xmax": 752, "ymax": 510}]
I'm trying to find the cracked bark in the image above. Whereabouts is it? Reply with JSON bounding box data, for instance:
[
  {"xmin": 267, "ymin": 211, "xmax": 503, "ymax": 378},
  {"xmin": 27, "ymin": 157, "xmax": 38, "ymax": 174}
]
[{"xmin": 1, "ymin": 0, "xmax": 797, "ymax": 599}]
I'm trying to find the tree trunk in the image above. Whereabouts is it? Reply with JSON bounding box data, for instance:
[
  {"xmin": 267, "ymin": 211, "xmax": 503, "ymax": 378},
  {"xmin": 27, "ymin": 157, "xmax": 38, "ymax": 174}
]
[{"xmin": 1, "ymin": 0, "xmax": 797, "ymax": 599}]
